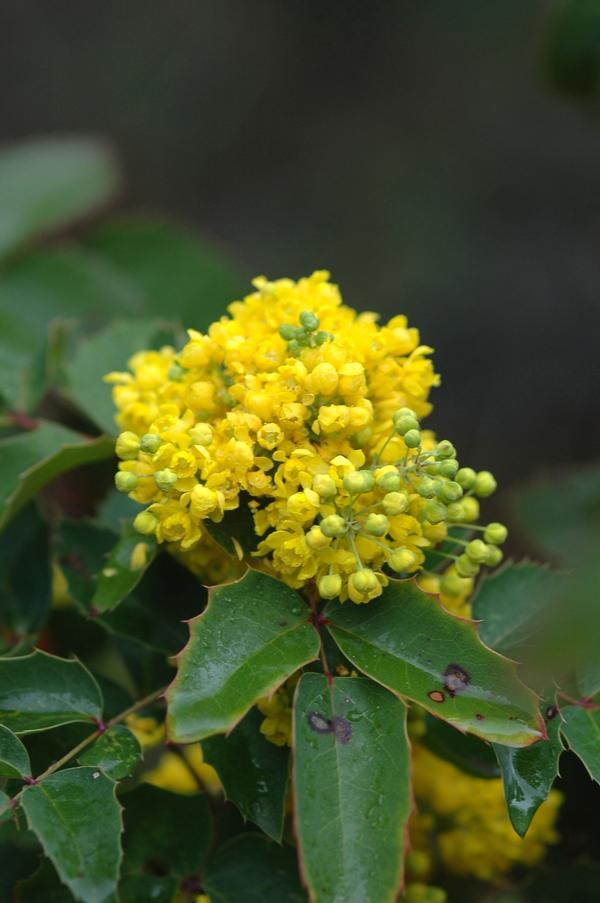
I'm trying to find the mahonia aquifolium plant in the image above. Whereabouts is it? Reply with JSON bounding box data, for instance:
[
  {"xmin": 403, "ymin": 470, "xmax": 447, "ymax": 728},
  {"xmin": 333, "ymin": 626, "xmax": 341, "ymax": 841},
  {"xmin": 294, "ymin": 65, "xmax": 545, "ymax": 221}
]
[{"xmin": 107, "ymin": 270, "xmax": 507, "ymax": 603}]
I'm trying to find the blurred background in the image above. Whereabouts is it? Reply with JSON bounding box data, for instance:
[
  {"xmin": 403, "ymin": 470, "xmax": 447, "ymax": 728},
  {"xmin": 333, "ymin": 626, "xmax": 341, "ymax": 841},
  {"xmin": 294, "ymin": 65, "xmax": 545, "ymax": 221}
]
[{"xmin": 1, "ymin": 0, "xmax": 600, "ymax": 485}]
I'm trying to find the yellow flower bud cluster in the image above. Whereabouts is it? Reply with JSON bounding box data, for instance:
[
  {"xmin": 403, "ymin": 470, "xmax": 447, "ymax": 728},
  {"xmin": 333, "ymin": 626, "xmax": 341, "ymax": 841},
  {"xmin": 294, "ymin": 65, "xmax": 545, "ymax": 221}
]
[
  {"xmin": 106, "ymin": 271, "xmax": 504, "ymax": 602},
  {"xmin": 256, "ymin": 673, "xmax": 299, "ymax": 746}
]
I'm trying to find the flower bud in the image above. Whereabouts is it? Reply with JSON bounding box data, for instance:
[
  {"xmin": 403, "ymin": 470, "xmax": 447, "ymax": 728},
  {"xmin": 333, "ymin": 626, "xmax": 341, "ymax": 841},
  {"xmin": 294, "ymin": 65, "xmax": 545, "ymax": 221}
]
[
  {"xmin": 349, "ymin": 568, "xmax": 379, "ymax": 594},
  {"xmin": 455, "ymin": 553, "xmax": 479, "ymax": 578},
  {"xmin": 465, "ymin": 539, "xmax": 489, "ymax": 563},
  {"xmin": 456, "ymin": 467, "xmax": 476, "ymax": 489},
  {"xmin": 417, "ymin": 477, "xmax": 439, "ymax": 499},
  {"xmin": 318, "ymin": 573, "xmax": 342, "ymax": 599},
  {"xmin": 133, "ymin": 510, "xmax": 158, "ymax": 535},
  {"xmin": 343, "ymin": 470, "xmax": 375, "ymax": 494},
  {"xmin": 405, "ymin": 851, "xmax": 432, "ymax": 881},
  {"xmin": 287, "ymin": 339, "xmax": 302, "ymax": 356},
  {"xmin": 440, "ymin": 573, "xmax": 464, "ymax": 597},
  {"xmin": 435, "ymin": 440, "xmax": 456, "ymax": 459},
  {"xmin": 300, "ymin": 310, "xmax": 319, "ymax": 331},
  {"xmin": 403, "ymin": 429, "xmax": 421, "ymax": 448},
  {"xmin": 315, "ymin": 330, "xmax": 332, "ymax": 345},
  {"xmin": 116, "ymin": 431, "xmax": 141, "ymax": 460},
  {"xmin": 320, "ymin": 514, "xmax": 347, "ymax": 537},
  {"xmin": 461, "ymin": 497, "xmax": 480, "ymax": 522},
  {"xmin": 485, "ymin": 545, "xmax": 504, "ymax": 567},
  {"xmin": 483, "ymin": 522, "xmax": 508, "ymax": 545},
  {"xmin": 115, "ymin": 471, "xmax": 138, "ymax": 492},
  {"xmin": 279, "ymin": 324, "xmax": 296, "ymax": 341},
  {"xmin": 140, "ymin": 433, "xmax": 161, "ymax": 454},
  {"xmin": 396, "ymin": 407, "xmax": 417, "ymax": 420},
  {"xmin": 437, "ymin": 480, "xmax": 463, "ymax": 503},
  {"xmin": 423, "ymin": 500, "xmax": 447, "ymax": 524},
  {"xmin": 393, "ymin": 412, "xmax": 419, "ymax": 435},
  {"xmin": 167, "ymin": 363, "xmax": 185, "ymax": 381},
  {"xmin": 438, "ymin": 459, "xmax": 459, "ymax": 478},
  {"xmin": 313, "ymin": 474, "xmax": 337, "ymax": 499},
  {"xmin": 305, "ymin": 525, "xmax": 331, "ymax": 551},
  {"xmin": 376, "ymin": 469, "xmax": 402, "ymax": 492},
  {"xmin": 474, "ymin": 470, "xmax": 497, "ymax": 497},
  {"xmin": 382, "ymin": 491, "xmax": 409, "ymax": 515},
  {"xmin": 154, "ymin": 468, "xmax": 177, "ymax": 492},
  {"xmin": 364, "ymin": 513, "xmax": 389, "ymax": 536},
  {"xmin": 190, "ymin": 485, "xmax": 219, "ymax": 517},
  {"xmin": 445, "ymin": 502, "xmax": 465, "ymax": 522},
  {"xmin": 189, "ymin": 423, "xmax": 214, "ymax": 446},
  {"xmin": 388, "ymin": 548, "xmax": 417, "ymax": 573}
]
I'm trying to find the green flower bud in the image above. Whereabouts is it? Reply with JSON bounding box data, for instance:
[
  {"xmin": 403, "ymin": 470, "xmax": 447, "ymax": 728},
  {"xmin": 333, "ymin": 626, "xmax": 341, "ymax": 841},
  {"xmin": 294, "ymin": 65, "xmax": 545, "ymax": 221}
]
[
  {"xmin": 405, "ymin": 851, "xmax": 432, "ymax": 881},
  {"xmin": 320, "ymin": 514, "xmax": 347, "ymax": 537},
  {"xmin": 403, "ymin": 429, "xmax": 421, "ymax": 449},
  {"xmin": 313, "ymin": 474, "xmax": 337, "ymax": 500},
  {"xmin": 315, "ymin": 330, "xmax": 333, "ymax": 345},
  {"xmin": 483, "ymin": 522, "xmax": 508, "ymax": 545},
  {"xmin": 299, "ymin": 310, "xmax": 319, "ymax": 331},
  {"xmin": 189, "ymin": 423, "xmax": 214, "ymax": 446},
  {"xmin": 465, "ymin": 539, "xmax": 489, "ymax": 563},
  {"xmin": 305, "ymin": 525, "xmax": 331, "ymax": 551},
  {"xmin": 351, "ymin": 427, "xmax": 373, "ymax": 448},
  {"xmin": 393, "ymin": 412, "xmax": 419, "ymax": 435},
  {"xmin": 455, "ymin": 553, "xmax": 480, "ymax": 578},
  {"xmin": 154, "ymin": 468, "xmax": 177, "ymax": 492},
  {"xmin": 396, "ymin": 407, "xmax": 417, "ymax": 420},
  {"xmin": 140, "ymin": 433, "xmax": 161, "ymax": 454},
  {"xmin": 279, "ymin": 324, "xmax": 296, "ymax": 341},
  {"xmin": 133, "ymin": 510, "xmax": 158, "ymax": 535},
  {"xmin": 388, "ymin": 547, "xmax": 417, "ymax": 573},
  {"xmin": 167, "ymin": 363, "xmax": 185, "ymax": 381},
  {"xmin": 437, "ymin": 480, "xmax": 463, "ymax": 503},
  {"xmin": 438, "ymin": 459, "xmax": 459, "ymax": 478},
  {"xmin": 343, "ymin": 470, "xmax": 375, "ymax": 494},
  {"xmin": 461, "ymin": 497, "xmax": 480, "ymax": 522},
  {"xmin": 456, "ymin": 467, "xmax": 477, "ymax": 489},
  {"xmin": 318, "ymin": 573, "xmax": 342, "ymax": 599},
  {"xmin": 350, "ymin": 568, "xmax": 379, "ymax": 594},
  {"xmin": 417, "ymin": 477, "xmax": 439, "ymax": 499},
  {"xmin": 115, "ymin": 431, "xmax": 141, "ymax": 460},
  {"xmin": 423, "ymin": 500, "xmax": 447, "ymax": 524},
  {"xmin": 376, "ymin": 470, "xmax": 402, "ymax": 492},
  {"xmin": 115, "ymin": 471, "xmax": 138, "ymax": 492},
  {"xmin": 435, "ymin": 440, "xmax": 456, "ymax": 459},
  {"xmin": 485, "ymin": 545, "xmax": 504, "ymax": 567},
  {"xmin": 382, "ymin": 491, "xmax": 409, "ymax": 515},
  {"xmin": 364, "ymin": 513, "xmax": 389, "ymax": 536},
  {"xmin": 440, "ymin": 573, "xmax": 465, "ymax": 597},
  {"xmin": 287, "ymin": 339, "xmax": 302, "ymax": 356},
  {"xmin": 474, "ymin": 470, "xmax": 497, "ymax": 497},
  {"xmin": 445, "ymin": 502, "xmax": 465, "ymax": 522}
]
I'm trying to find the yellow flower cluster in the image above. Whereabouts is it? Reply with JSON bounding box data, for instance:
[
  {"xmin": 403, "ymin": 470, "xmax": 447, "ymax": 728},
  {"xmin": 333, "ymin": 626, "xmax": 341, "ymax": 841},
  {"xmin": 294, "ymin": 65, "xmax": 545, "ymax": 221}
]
[
  {"xmin": 107, "ymin": 271, "xmax": 506, "ymax": 603},
  {"xmin": 257, "ymin": 674, "xmax": 299, "ymax": 746}
]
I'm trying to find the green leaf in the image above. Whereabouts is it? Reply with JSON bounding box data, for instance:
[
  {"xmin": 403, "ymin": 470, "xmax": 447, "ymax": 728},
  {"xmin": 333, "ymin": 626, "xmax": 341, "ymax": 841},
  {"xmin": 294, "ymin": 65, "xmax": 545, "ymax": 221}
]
[
  {"xmin": 0, "ymin": 421, "xmax": 114, "ymax": 530},
  {"xmin": 561, "ymin": 705, "xmax": 600, "ymax": 784},
  {"xmin": 0, "ymin": 650, "xmax": 103, "ymax": 734},
  {"xmin": 21, "ymin": 766, "xmax": 122, "ymax": 903},
  {"xmin": 0, "ymin": 723, "xmax": 31, "ymax": 778},
  {"xmin": 118, "ymin": 873, "xmax": 177, "ymax": 903},
  {"xmin": 62, "ymin": 319, "xmax": 178, "ymax": 436},
  {"xmin": 202, "ymin": 707, "xmax": 289, "ymax": 840},
  {"xmin": 204, "ymin": 495, "xmax": 259, "ymax": 557},
  {"xmin": 294, "ymin": 674, "xmax": 410, "ymax": 903},
  {"xmin": 0, "ymin": 504, "xmax": 51, "ymax": 653},
  {"xmin": 421, "ymin": 713, "xmax": 500, "ymax": 779},
  {"xmin": 15, "ymin": 858, "xmax": 75, "ymax": 903},
  {"xmin": 326, "ymin": 579, "xmax": 543, "ymax": 746},
  {"xmin": 121, "ymin": 784, "xmax": 212, "ymax": 883},
  {"xmin": 78, "ymin": 725, "xmax": 142, "ymax": 780},
  {"xmin": 494, "ymin": 701, "xmax": 564, "ymax": 837},
  {"xmin": 166, "ymin": 569, "xmax": 319, "ymax": 743},
  {"xmin": 204, "ymin": 834, "xmax": 306, "ymax": 903},
  {"xmin": 546, "ymin": 0, "xmax": 600, "ymax": 98},
  {"xmin": 0, "ymin": 137, "xmax": 119, "ymax": 261},
  {"xmin": 90, "ymin": 522, "xmax": 157, "ymax": 615},
  {"xmin": 85, "ymin": 215, "xmax": 245, "ymax": 327}
]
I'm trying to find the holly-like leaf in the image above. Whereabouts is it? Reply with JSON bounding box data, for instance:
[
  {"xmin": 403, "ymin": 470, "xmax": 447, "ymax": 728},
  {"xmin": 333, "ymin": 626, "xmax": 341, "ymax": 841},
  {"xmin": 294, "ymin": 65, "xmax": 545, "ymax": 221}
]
[
  {"xmin": 204, "ymin": 834, "xmax": 306, "ymax": 903},
  {"xmin": 561, "ymin": 705, "xmax": 600, "ymax": 784},
  {"xmin": 294, "ymin": 674, "xmax": 410, "ymax": 903},
  {"xmin": 0, "ymin": 137, "xmax": 119, "ymax": 261},
  {"xmin": 21, "ymin": 766, "xmax": 122, "ymax": 903},
  {"xmin": 0, "ymin": 650, "xmax": 103, "ymax": 734},
  {"xmin": 326, "ymin": 579, "xmax": 543, "ymax": 746},
  {"xmin": 78, "ymin": 725, "xmax": 142, "ymax": 780},
  {"xmin": 167, "ymin": 569, "xmax": 319, "ymax": 743},
  {"xmin": 494, "ymin": 701, "xmax": 564, "ymax": 837},
  {"xmin": 202, "ymin": 707, "xmax": 289, "ymax": 840},
  {"xmin": 0, "ymin": 723, "xmax": 31, "ymax": 779},
  {"xmin": 90, "ymin": 522, "xmax": 157, "ymax": 615},
  {"xmin": 121, "ymin": 784, "xmax": 212, "ymax": 886},
  {"xmin": 0, "ymin": 422, "xmax": 114, "ymax": 530}
]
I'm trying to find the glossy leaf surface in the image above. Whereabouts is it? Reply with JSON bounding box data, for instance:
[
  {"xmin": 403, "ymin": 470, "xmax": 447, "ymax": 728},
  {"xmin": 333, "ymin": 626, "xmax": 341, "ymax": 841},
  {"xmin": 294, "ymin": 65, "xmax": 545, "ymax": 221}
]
[
  {"xmin": 0, "ymin": 723, "xmax": 31, "ymax": 778},
  {"xmin": 561, "ymin": 705, "xmax": 600, "ymax": 784},
  {"xmin": 78, "ymin": 725, "xmax": 142, "ymax": 780},
  {"xmin": 90, "ymin": 522, "xmax": 157, "ymax": 615},
  {"xmin": 204, "ymin": 834, "xmax": 306, "ymax": 903}
]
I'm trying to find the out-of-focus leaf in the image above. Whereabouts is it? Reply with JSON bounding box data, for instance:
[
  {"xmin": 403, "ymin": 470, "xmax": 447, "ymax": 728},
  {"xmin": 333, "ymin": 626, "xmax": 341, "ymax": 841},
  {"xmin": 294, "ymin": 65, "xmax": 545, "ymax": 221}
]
[
  {"xmin": 294, "ymin": 674, "xmax": 410, "ymax": 903},
  {"xmin": 561, "ymin": 704, "xmax": 600, "ymax": 784},
  {"xmin": 0, "ymin": 137, "xmax": 119, "ymax": 261},
  {"xmin": 78, "ymin": 724, "xmax": 142, "ymax": 780},
  {"xmin": 421, "ymin": 713, "xmax": 500, "ymax": 779},
  {"xmin": 546, "ymin": 0, "xmax": 600, "ymax": 98},
  {"xmin": 91, "ymin": 522, "xmax": 157, "ymax": 615},
  {"xmin": 166, "ymin": 569, "xmax": 319, "ymax": 743},
  {"xmin": 15, "ymin": 858, "xmax": 74, "ymax": 903},
  {"xmin": 0, "ymin": 723, "xmax": 31, "ymax": 778},
  {"xmin": 86, "ymin": 215, "xmax": 245, "ymax": 328},
  {"xmin": 204, "ymin": 834, "xmax": 306, "ymax": 903},
  {"xmin": 204, "ymin": 495, "xmax": 259, "ymax": 557},
  {"xmin": 0, "ymin": 821, "xmax": 41, "ymax": 898},
  {"xmin": 21, "ymin": 766, "xmax": 122, "ymax": 903},
  {"xmin": 0, "ymin": 421, "xmax": 114, "ymax": 530},
  {"xmin": 203, "ymin": 707, "xmax": 289, "ymax": 840},
  {"xmin": 0, "ymin": 650, "xmax": 103, "ymax": 734}
]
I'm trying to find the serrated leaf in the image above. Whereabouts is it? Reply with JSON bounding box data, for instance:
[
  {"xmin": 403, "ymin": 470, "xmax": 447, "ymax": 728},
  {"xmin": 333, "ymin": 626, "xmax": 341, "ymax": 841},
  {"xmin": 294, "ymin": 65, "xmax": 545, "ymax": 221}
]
[
  {"xmin": 21, "ymin": 766, "xmax": 122, "ymax": 903},
  {"xmin": 421, "ymin": 714, "xmax": 500, "ymax": 779},
  {"xmin": 78, "ymin": 725, "xmax": 142, "ymax": 780},
  {"xmin": 167, "ymin": 569, "xmax": 319, "ymax": 743},
  {"xmin": 0, "ymin": 422, "xmax": 114, "ymax": 530},
  {"xmin": 91, "ymin": 522, "xmax": 157, "ymax": 615},
  {"xmin": 0, "ymin": 723, "xmax": 31, "ymax": 778},
  {"xmin": 121, "ymin": 784, "xmax": 212, "ymax": 883},
  {"xmin": 204, "ymin": 834, "xmax": 306, "ymax": 903},
  {"xmin": 202, "ymin": 707, "xmax": 289, "ymax": 840},
  {"xmin": 0, "ymin": 137, "xmax": 119, "ymax": 260},
  {"xmin": 294, "ymin": 674, "xmax": 410, "ymax": 903},
  {"xmin": 561, "ymin": 705, "xmax": 600, "ymax": 784},
  {"xmin": 0, "ymin": 650, "xmax": 103, "ymax": 734},
  {"xmin": 494, "ymin": 701, "xmax": 564, "ymax": 837},
  {"xmin": 326, "ymin": 579, "xmax": 543, "ymax": 746}
]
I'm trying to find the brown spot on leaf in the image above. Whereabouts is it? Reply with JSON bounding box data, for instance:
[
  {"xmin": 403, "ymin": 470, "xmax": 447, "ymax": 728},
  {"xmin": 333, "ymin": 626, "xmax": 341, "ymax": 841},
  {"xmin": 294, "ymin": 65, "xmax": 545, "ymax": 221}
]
[
  {"xmin": 331, "ymin": 716, "xmax": 352, "ymax": 744},
  {"xmin": 308, "ymin": 712, "xmax": 331, "ymax": 734},
  {"xmin": 475, "ymin": 713, "xmax": 485, "ymax": 721},
  {"xmin": 427, "ymin": 690, "xmax": 446, "ymax": 704},
  {"xmin": 443, "ymin": 663, "xmax": 471, "ymax": 697},
  {"xmin": 546, "ymin": 704, "xmax": 559, "ymax": 720}
]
